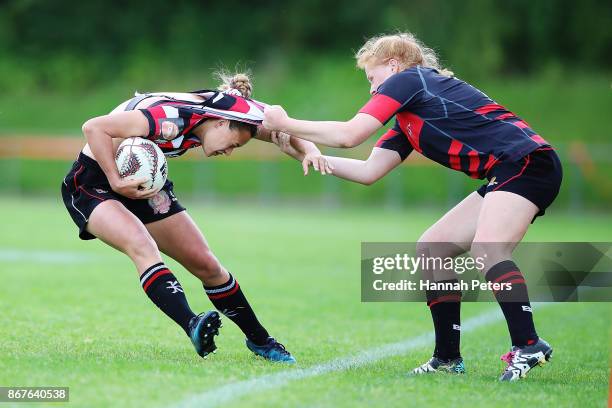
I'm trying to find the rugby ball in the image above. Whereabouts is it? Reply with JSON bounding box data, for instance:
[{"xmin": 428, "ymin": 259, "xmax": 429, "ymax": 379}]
[{"xmin": 115, "ymin": 137, "xmax": 168, "ymax": 193}]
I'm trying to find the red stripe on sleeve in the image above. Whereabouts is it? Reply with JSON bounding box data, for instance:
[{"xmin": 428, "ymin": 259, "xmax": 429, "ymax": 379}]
[
  {"xmin": 448, "ymin": 140, "xmax": 463, "ymax": 170},
  {"xmin": 475, "ymin": 103, "xmax": 505, "ymax": 115},
  {"xmin": 495, "ymin": 112, "xmax": 516, "ymax": 120},
  {"xmin": 530, "ymin": 134, "xmax": 548, "ymax": 145},
  {"xmin": 359, "ymin": 94, "xmax": 402, "ymax": 124}
]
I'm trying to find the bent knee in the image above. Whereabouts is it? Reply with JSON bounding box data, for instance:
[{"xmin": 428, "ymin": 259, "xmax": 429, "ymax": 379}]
[
  {"xmin": 416, "ymin": 233, "xmax": 438, "ymax": 257},
  {"xmin": 470, "ymin": 239, "xmax": 513, "ymax": 263},
  {"xmin": 417, "ymin": 230, "xmax": 465, "ymax": 258},
  {"xmin": 189, "ymin": 250, "xmax": 223, "ymax": 280},
  {"xmin": 123, "ymin": 231, "xmax": 159, "ymax": 260}
]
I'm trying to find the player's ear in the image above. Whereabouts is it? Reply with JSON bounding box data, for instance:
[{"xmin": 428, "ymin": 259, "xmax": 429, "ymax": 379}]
[
  {"xmin": 215, "ymin": 119, "xmax": 228, "ymax": 128},
  {"xmin": 389, "ymin": 58, "xmax": 400, "ymax": 73}
]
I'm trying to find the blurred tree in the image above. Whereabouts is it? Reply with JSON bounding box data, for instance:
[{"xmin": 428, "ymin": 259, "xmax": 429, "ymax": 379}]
[{"xmin": 0, "ymin": 0, "xmax": 609, "ymax": 92}]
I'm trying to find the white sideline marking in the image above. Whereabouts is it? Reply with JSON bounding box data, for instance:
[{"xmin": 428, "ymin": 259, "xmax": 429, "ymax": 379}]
[
  {"xmin": 0, "ymin": 249, "xmax": 97, "ymax": 264},
  {"xmin": 173, "ymin": 305, "xmax": 551, "ymax": 408}
]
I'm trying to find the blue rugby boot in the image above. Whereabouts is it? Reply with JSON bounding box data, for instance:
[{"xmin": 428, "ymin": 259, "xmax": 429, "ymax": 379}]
[
  {"xmin": 188, "ymin": 311, "xmax": 222, "ymax": 358},
  {"xmin": 246, "ymin": 337, "xmax": 296, "ymax": 364}
]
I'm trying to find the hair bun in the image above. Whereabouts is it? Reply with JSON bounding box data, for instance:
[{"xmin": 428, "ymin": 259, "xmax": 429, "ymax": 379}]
[{"xmin": 216, "ymin": 71, "xmax": 253, "ymax": 98}]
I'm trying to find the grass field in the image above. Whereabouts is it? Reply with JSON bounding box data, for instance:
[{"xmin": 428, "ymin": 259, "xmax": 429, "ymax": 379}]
[{"xmin": 0, "ymin": 197, "xmax": 610, "ymax": 407}]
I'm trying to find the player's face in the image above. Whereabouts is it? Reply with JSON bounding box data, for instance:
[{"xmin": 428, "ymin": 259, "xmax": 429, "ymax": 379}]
[
  {"xmin": 365, "ymin": 59, "xmax": 400, "ymax": 95},
  {"xmin": 202, "ymin": 120, "xmax": 251, "ymax": 157}
]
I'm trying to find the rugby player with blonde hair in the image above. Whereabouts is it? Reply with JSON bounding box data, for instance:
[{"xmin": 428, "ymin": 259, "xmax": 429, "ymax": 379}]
[{"xmin": 265, "ymin": 32, "xmax": 562, "ymax": 381}]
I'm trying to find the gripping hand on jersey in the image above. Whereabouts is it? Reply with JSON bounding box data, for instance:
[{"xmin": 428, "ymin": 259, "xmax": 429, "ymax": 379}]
[{"xmin": 263, "ymin": 105, "xmax": 290, "ymax": 131}]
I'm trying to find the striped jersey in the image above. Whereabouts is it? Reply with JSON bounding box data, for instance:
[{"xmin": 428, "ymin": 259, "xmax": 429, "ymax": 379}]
[
  {"xmin": 360, "ymin": 66, "xmax": 550, "ymax": 179},
  {"xmin": 125, "ymin": 91, "xmax": 265, "ymax": 157}
]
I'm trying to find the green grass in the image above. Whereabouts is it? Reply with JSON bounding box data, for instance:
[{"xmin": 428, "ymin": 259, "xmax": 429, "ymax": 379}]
[{"xmin": 0, "ymin": 197, "xmax": 610, "ymax": 407}]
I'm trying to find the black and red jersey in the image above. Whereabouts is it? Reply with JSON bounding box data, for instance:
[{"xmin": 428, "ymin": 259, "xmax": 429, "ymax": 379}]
[
  {"xmin": 126, "ymin": 91, "xmax": 265, "ymax": 157},
  {"xmin": 360, "ymin": 66, "xmax": 550, "ymax": 179}
]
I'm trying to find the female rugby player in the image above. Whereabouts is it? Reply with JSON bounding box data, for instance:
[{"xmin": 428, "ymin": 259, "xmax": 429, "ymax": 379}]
[
  {"xmin": 61, "ymin": 73, "xmax": 324, "ymax": 362},
  {"xmin": 264, "ymin": 33, "xmax": 562, "ymax": 380}
]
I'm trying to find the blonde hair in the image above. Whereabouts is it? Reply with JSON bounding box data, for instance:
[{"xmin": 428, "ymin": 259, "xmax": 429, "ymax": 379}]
[
  {"xmin": 215, "ymin": 71, "xmax": 253, "ymax": 98},
  {"xmin": 356, "ymin": 32, "xmax": 453, "ymax": 77}
]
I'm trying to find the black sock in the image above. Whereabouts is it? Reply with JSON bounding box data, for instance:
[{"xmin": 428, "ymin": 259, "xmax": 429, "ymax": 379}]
[
  {"xmin": 140, "ymin": 262, "xmax": 195, "ymax": 335},
  {"xmin": 204, "ymin": 273, "xmax": 269, "ymax": 345},
  {"xmin": 485, "ymin": 260, "xmax": 538, "ymax": 347},
  {"xmin": 426, "ymin": 279, "xmax": 462, "ymax": 361}
]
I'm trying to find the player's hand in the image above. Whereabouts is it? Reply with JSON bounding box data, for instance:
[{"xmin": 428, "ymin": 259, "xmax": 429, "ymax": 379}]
[
  {"xmin": 270, "ymin": 131, "xmax": 301, "ymax": 157},
  {"xmin": 302, "ymin": 152, "xmax": 334, "ymax": 176},
  {"xmin": 263, "ymin": 105, "xmax": 289, "ymax": 131},
  {"xmin": 110, "ymin": 177, "xmax": 157, "ymax": 200}
]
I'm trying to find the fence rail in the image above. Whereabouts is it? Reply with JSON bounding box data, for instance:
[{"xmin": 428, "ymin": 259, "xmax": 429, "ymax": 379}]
[{"xmin": 0, "ymin": 136, "xmax": 609, "ymax": 210}]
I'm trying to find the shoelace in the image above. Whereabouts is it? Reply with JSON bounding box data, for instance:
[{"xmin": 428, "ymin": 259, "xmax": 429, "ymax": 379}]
[
  {"xmin": 500, "ymin": 351, "xmax": 516, "ymax": 366},
  {"xmin": 269, "ymin": 339, "xmax": 290, "ymax": 355}
]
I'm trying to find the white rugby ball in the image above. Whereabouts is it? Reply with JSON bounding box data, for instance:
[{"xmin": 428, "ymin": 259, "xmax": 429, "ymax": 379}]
[{"xmin": 115, "ymin": 137, "xmax": 168, "ymax": 193}]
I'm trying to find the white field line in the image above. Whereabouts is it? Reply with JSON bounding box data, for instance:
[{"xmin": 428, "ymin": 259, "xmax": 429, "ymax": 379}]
[
  {"xmin": 0, "ymin": 249, "xmax": 98, "ymax": 263},
  {"xmin": 173, "ymin": 304, "xmax": 551, "ymax": 408}
]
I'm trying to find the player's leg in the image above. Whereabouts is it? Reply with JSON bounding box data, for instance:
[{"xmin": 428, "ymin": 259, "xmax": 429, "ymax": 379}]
[
  {"xmin": 411, "ymin": 191, "xmax": 483, "ymax": 375},
  {"xmin": 469, "ymin": 148, "xmax": 562, "ymax": 381},
  {"xmin": 62, "ymin": 157, "xmax": 219, "ymax": 357},
  {"xmin": 86, "ymin": 200, "xmax": 221, "ymax": 358},
  {"xmin": 145, "ymin": 211, "xmax": 295, "ymax": 363},
  {"xmin": 470, "ymin": 191, "xmax": 551, "ymax": 381}
]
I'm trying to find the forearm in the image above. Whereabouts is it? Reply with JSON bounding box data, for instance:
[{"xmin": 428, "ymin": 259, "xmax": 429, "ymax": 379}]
[
  {"xmin": 283, "ymin": 118, "xmax": 355, "ymax": 148},
  {"xmin": 322, "ymin": 148, "xmax": 403, "ymax": 185},
  {"xmin": 323, "ymin": 156, "xmax": 377, "ymax": 185},
  {"xmin": 287, "ymin": 137, "xmax": 320, "ymax": 161},
  {"xmin": 83, "ymin": 125, "xmax": 121, "ymax": 184}
]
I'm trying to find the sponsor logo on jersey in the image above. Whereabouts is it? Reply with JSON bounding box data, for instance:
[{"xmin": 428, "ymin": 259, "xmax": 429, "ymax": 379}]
[
  {"xmin": 521, "ymin": 305, "xmax": 532, "ymax": 312},
  {"xmin": 487, "ymin": 176, "xmax": 498, "ymax": 186},
  {"xmin": 453, "ymin": 324, "xmax": 461, "ymax": 331}
]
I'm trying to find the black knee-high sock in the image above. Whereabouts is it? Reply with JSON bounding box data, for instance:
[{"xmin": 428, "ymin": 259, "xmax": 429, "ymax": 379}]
[
  {"xmin": 426, "ymin": 279, "xmax": 462, "ymax": 361},
  {"xmin": 485, "ymin": 260, "xmax": 538, "ymax": 347},
  {"xmin": 204, "ymin": 273, "xmax": 269, "ymax": 345},
  {"xmin": 140, "ymin": 262, "xmax": 195, "ymax": 335}
]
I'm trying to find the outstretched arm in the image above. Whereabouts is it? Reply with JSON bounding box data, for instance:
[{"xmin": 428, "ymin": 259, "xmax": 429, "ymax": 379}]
[
  {"xmin": 263, "ymin": 105, "xmax": 383, "ymax": 148},
  {"xmin": 304, "ymin": 147, "xmax": 402, "ymax": 185},
  {"xmin": 255, "ymin": 126, "xmax": 334, "ymax": 174}
]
